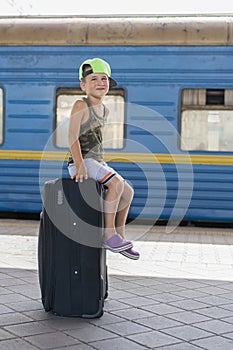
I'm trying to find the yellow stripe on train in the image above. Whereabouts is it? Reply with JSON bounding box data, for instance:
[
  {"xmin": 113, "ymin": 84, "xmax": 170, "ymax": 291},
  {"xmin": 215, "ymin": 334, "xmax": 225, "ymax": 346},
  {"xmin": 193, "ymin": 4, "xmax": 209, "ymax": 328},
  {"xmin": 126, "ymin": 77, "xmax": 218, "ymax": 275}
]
[{"xmin": 0, "ymin": 150, "xmax": 232, "ymax": 165}]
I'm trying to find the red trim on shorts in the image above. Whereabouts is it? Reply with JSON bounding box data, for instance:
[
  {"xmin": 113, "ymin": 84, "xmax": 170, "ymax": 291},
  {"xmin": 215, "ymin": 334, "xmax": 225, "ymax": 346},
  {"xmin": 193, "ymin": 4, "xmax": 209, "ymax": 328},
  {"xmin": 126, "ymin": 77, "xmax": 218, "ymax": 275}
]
[{"xmin": 100, "ymin": 171, "xmax": 115, "ymax": 184}]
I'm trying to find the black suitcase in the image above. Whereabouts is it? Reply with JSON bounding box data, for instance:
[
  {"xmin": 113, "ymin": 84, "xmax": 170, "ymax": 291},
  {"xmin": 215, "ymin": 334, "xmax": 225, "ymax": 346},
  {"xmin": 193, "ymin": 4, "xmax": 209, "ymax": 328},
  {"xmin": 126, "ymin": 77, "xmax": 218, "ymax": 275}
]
[{"xmin": 38, "ymin": 177, "xmax": 107, "ymax": 318}]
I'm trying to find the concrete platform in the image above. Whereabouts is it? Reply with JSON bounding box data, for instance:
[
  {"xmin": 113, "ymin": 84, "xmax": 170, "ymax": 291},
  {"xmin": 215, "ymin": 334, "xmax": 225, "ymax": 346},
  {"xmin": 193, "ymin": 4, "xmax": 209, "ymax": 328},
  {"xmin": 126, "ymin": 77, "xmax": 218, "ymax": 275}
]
[{"xmin": 1, "ymin": 219, "xmax": 233, "ymax": 349}]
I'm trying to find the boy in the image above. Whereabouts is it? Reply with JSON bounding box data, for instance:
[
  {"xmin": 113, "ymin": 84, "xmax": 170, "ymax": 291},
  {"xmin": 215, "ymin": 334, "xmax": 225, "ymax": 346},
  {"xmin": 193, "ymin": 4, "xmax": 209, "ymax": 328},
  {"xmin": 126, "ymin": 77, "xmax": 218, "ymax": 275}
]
[{"xmin": 68, "ymin": 57, "xmax": 139, "ymax": 260}]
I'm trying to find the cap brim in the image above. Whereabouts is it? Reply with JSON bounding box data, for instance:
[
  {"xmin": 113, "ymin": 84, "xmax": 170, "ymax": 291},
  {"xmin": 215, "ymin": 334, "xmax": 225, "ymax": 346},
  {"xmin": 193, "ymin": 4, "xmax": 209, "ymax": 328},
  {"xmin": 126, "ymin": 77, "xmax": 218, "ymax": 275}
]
[{"xmin": 109, "ymin": 77, "xmax": 117, "ymax": 87}]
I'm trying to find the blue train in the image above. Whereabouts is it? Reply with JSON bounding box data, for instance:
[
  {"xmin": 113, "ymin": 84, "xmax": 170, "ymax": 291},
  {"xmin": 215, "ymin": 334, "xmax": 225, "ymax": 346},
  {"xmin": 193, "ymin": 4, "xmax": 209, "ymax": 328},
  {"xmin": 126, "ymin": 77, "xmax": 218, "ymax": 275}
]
[{"xmin": 0, "ymin": 15, "xmax": 233, "ymax": 223}]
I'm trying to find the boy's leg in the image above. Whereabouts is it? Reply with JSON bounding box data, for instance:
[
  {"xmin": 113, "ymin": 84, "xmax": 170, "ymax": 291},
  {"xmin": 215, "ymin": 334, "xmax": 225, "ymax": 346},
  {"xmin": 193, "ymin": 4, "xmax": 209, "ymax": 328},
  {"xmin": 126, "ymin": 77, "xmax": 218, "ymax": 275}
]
[
  {"xmin": 115, "ymin": 182, "xmax": 140, "ymax": 260},
  {"xmin": 115, "ymin": 181, "xmax": 134, "ymax": 238},
  {"xmin": 103, "ymin": 176, "xmax": 124, "ymax": 240},
  {"xmin": 101, "ymin": 170, "xmax": 139, "ymax": 259},
  {"xmin": 103, "ymin": 176, "xmax": 133, "ymax": 252}
]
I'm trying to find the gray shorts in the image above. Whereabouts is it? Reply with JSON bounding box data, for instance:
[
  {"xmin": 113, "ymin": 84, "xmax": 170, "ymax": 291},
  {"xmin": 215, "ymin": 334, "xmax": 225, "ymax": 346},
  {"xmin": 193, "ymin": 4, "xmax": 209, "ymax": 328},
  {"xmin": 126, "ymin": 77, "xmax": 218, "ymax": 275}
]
[{"xmin": 68, "ymin": 158, "xmax": 122, "ymax": 185}]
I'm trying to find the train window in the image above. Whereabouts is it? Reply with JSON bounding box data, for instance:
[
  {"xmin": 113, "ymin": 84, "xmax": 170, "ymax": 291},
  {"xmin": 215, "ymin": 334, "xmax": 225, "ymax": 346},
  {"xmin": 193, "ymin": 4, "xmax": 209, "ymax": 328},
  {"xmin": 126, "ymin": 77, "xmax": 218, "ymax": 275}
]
[
  {"xmin": 0, "ymin": 89, "xmax": 2, "ymax": 144},
  {"xmin": 55, "ymin": 89, "xmax": 125, "ymax": 149},
  {"xmin": 180, "ymin": 88, "xmax": 233, "ymax": 152}
]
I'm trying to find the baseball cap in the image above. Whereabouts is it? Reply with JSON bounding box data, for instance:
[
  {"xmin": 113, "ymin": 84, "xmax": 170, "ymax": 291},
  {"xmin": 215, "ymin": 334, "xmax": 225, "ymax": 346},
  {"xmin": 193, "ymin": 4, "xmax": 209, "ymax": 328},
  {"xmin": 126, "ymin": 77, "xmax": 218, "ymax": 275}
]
[{"xmin": 79, "ymin": 57, "xmax": 117, "ymax": 87}]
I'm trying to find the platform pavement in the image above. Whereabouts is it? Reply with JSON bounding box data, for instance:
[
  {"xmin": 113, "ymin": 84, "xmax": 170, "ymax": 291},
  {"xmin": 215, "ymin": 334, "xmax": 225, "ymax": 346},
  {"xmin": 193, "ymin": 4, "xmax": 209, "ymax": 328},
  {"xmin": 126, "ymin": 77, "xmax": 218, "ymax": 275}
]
[{"xmin": 1, "ymin": 220, "xmax": 233, "ymax": 349}]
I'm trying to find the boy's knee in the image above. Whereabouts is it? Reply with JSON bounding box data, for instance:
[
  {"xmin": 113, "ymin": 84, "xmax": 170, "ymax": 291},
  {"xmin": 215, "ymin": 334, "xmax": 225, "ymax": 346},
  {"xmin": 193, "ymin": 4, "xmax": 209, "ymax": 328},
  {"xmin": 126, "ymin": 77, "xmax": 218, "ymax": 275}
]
[
  {"xmin": 126, "ymin": 182, "xmax": 134, "ymax": 200},
  {"xmin": 129, "ymin": 185, "xmax": 134, "ymax": 198},
  {"xmin": 107, "ymin": 176, "xmax": 124, "ymax": 195}
]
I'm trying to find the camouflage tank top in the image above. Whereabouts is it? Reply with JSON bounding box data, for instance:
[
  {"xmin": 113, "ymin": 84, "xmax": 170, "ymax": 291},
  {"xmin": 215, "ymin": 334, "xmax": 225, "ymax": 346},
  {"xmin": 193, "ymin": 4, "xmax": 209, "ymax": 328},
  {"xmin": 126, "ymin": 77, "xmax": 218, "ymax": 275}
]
[{"xmin": 68, "ymin": 98, "xmax": 107, "ymax": 163}]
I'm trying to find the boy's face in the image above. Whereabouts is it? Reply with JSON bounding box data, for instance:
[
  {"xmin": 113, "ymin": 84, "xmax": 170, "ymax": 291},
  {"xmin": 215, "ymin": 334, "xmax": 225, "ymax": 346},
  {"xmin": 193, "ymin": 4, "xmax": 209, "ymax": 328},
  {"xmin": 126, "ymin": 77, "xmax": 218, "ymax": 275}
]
[{"xmin": 80, "ymin": 72, "xmax": 110, "ymax": 98}]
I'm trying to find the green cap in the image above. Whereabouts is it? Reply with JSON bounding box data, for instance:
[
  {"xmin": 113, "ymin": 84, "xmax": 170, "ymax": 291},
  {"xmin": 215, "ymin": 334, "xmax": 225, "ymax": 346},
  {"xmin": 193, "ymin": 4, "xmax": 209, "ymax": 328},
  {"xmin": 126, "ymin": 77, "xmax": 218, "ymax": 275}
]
[{"xmin": 79, "ymin": 57, "xmax": 117, "ymax": 87}]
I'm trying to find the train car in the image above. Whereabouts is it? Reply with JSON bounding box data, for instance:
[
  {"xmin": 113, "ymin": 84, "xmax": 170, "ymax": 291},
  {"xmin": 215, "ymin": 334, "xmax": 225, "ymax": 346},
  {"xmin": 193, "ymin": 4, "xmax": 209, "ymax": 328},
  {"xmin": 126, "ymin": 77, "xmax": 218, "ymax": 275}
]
[{"xmin": 0, "ymin": 15, "xmax": 233, "ymax": 223}]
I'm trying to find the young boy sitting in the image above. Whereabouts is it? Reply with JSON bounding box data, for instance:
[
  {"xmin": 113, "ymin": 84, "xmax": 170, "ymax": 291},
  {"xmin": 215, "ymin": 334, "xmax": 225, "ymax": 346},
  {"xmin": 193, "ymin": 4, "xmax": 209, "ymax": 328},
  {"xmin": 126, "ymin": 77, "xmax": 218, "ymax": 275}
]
[{"xmin": 68, "ymin": 57, "xmax": 139, "ymax": 260}]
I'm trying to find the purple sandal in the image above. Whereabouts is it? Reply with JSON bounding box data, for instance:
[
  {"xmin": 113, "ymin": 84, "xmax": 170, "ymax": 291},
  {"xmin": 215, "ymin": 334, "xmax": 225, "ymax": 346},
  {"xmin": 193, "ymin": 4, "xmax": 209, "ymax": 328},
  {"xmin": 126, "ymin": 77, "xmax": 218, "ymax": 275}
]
[{"xmin": 103, "ymin": 234, "xmax": 133, "ymax": 253}]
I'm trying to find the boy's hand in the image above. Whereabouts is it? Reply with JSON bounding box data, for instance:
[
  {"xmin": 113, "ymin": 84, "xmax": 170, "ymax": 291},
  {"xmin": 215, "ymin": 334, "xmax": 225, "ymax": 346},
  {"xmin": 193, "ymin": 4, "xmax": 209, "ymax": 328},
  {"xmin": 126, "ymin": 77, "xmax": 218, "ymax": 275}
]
[{"xmin": 72, "ymin": 163, "xmax": 88, "ymax": 182}]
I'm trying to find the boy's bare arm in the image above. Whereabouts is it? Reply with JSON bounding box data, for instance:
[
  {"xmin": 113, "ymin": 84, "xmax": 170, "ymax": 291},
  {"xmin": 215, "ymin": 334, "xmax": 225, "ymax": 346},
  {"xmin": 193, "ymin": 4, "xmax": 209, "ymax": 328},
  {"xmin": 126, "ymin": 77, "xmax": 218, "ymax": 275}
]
[{"xmin": 68, "ymin": 100, "xmax": 88, "ymax": 182}]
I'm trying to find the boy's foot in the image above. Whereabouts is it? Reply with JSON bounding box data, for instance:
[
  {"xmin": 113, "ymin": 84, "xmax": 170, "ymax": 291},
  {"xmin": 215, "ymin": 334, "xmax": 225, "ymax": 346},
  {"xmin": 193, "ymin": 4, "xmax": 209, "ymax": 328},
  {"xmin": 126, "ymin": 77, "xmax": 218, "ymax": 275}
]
[
  {"xmin": 103, "ymin": 234, "xmax": 133, "ymax": 253},
  {"xmin": 120, "ymin": 247, "xmax": 140, "ymax": 260}
]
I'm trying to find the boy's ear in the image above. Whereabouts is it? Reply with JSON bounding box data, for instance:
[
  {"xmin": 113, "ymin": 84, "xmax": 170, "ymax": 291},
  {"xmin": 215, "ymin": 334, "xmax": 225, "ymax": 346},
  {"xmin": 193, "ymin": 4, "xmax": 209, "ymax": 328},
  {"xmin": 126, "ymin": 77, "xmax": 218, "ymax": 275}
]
[{"xmin": 80, "ymin": 81, "xmax": 86, "ymax": 91}]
